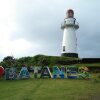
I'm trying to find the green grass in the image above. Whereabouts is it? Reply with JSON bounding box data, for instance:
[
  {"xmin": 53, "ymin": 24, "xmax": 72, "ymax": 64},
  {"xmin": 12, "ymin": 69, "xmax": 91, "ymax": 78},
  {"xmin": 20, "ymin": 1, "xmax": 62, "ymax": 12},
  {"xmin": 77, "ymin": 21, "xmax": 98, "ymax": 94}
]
[
  {"xmin": 0, "ymin": 78, "xmax": 100, "ymax": 100},
  {"xmin": 52, "ymin": 63, "xmax": 100, "ymax": 68},
  {"xmin": 74, "ymin": 63, "xmax": 100, "ymax": 67}
]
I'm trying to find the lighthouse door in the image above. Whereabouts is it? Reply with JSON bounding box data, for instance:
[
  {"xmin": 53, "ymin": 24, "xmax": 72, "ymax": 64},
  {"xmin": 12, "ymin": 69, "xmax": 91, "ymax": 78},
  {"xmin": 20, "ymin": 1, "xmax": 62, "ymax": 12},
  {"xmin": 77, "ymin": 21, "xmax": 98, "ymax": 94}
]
[{"xmin": 63, "ymin": 46, "xmax": 65, "ymax": 52}]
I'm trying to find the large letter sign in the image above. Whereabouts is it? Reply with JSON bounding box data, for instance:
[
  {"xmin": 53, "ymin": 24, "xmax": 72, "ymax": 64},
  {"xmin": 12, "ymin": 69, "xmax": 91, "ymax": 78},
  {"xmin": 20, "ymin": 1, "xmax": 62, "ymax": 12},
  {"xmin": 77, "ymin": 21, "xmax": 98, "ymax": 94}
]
[
  {"xmin": 5, "ymin": 68, "xmax": 17, "ymax": 80},
  {"xmin": 18, "ymin": 66, "xmax": 30, "ymax": 79},
  {"xmin": 0, "ymin": 66, "xmax": 4, "ymax": 77},
  {"xmin": 53, "ymin": 66, "xmax": 64, "ymax": 79},
  {"xmin": 40, "ymin": 66, "xmax": 52, "ymax": 78}
]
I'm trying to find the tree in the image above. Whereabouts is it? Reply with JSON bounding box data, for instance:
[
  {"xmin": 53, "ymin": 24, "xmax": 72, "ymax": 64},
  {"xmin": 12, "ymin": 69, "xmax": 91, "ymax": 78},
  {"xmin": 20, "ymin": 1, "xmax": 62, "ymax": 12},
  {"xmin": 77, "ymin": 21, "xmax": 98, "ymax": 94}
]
[
  {"xmin": 33, "ymin": 54, "xmax": 50, "ymax": 66},
  {"xmin": 3, "ymin": 56, "xmax": 16, "ymax": 68}
]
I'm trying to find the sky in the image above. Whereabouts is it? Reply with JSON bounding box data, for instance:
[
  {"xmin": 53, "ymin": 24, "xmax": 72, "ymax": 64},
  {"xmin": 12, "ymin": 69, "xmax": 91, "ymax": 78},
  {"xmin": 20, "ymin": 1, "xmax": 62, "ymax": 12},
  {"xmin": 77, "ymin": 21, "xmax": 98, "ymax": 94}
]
[{"xmin": 0, "ymin": 0, "xmax": 100, "ymax": 60}]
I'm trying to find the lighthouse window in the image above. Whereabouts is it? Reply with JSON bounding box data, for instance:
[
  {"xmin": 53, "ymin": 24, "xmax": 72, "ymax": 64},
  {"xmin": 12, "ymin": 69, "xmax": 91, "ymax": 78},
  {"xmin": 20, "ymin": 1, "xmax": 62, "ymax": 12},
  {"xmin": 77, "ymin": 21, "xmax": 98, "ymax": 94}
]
[
  {"xmin": 63, "ymin": 46, "xmax": 65, "ymax": 51},
  {"xmin": 74, "ymin": 20, "xmax": 75, "ymax": 24}
]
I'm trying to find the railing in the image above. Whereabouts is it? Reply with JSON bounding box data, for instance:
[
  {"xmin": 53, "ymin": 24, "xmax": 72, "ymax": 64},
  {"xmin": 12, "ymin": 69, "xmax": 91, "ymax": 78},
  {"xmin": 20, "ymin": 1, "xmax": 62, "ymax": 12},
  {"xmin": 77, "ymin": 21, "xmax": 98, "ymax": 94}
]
[
  {"xmin": 61, "ymin": 21, "xmax": 79, "ymax": 29},
  {"xmin": 75, "ymin": 22, "xmax": 79, "ymax": 26}
]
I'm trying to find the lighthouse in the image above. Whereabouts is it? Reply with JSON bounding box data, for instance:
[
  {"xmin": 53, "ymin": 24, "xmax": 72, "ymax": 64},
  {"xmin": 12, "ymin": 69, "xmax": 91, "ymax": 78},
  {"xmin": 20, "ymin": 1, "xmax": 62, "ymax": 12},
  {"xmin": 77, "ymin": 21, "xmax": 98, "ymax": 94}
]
[{"xmin": 61, "ymin": 9, "xmax": 79, "ymax": 58}]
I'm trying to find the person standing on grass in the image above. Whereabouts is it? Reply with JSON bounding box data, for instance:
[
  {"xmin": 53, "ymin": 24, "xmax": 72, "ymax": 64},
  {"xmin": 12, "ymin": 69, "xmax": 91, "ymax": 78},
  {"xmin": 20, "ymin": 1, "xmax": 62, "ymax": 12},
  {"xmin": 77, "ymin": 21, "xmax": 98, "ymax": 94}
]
[{"xmin": 34, "ymin": 67, "xmax": 38, "ymax": 78}]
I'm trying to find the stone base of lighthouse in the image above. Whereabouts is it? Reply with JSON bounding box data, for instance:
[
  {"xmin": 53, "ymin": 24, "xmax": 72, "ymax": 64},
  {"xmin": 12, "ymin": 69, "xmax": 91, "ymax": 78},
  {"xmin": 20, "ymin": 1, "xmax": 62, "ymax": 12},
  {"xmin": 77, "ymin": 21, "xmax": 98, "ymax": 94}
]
[{"xmin": 61, "ymin": 53, "xmax": 78, "ymax": 58}]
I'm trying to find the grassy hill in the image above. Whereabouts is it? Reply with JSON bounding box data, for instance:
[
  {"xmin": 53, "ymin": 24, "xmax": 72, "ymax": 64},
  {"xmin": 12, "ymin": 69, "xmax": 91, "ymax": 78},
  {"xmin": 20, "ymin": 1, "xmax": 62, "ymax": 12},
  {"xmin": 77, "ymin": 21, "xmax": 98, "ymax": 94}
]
[{"xmin": 0, "ymin": 55, "xmax": 100, "ymax": 71}]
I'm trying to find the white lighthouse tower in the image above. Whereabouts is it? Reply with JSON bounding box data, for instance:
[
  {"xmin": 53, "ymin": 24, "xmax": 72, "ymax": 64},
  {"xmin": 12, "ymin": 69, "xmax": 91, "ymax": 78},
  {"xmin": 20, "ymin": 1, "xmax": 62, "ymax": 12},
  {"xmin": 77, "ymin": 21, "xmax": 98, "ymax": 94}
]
[{"xmin": 61, "ymin": 9, "xmax": 79, "ymax": 58}]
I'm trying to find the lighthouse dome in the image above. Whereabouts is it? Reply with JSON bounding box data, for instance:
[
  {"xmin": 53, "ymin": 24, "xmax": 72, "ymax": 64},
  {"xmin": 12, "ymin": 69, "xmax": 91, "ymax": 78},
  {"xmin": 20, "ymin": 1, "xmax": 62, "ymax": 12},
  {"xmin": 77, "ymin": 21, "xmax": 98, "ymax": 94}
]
[{"xmin": 66, "ymin": 9, "xmax": 74, "ymax": 18}]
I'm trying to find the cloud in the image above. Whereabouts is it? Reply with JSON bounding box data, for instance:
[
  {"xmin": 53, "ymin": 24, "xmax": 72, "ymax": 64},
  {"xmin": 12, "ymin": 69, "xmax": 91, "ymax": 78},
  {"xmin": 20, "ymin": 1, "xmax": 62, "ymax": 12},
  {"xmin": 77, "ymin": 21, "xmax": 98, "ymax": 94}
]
[
  {"xmin": 0, "ymin": 38, "xmax": 31, "ymax": 55},
  {"xmin": 0, "ymin": 0, "xmax": 100, "ymax": 60}
]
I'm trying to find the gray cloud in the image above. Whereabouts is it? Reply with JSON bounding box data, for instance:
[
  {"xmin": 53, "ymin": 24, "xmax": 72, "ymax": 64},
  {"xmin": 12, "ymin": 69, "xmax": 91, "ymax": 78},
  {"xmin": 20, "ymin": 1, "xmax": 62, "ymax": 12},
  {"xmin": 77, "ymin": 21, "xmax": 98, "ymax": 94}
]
[{"xmin": 9, "ymin": 0, "xmax": 100, "ymax": 58}]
